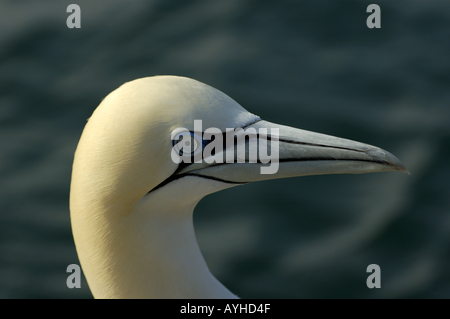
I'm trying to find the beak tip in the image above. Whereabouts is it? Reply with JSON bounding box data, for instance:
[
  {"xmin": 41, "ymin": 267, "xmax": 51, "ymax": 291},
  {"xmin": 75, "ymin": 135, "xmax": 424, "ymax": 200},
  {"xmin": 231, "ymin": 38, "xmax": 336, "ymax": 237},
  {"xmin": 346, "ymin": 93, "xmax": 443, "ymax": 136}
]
[
  {"xmin": 372, "ymin": 148, "xmax": 409, "ymax": 175},
  {"xmin": 400, "ymin": 165, "xmax": 411, "ymax": 175},
  {"xmin": 395, "ymin": 163, "xmax": 410, "ymax": 175}
]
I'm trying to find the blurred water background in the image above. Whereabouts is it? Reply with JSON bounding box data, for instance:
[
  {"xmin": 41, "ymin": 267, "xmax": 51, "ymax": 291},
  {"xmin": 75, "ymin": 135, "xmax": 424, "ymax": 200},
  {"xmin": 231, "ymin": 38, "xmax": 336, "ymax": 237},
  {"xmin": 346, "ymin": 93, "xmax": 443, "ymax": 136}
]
[{"xmin": 0, "ymin": 0, "xmax": 449, "ymax": 298}]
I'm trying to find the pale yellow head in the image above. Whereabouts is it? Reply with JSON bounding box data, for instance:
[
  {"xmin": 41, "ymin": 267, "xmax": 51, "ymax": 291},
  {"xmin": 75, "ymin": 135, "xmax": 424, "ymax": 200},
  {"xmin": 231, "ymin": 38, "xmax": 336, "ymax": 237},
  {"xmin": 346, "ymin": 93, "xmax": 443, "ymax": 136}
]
[{"xmin": 70, "ymin": 76, "xmax": 406, "ymax": 298}]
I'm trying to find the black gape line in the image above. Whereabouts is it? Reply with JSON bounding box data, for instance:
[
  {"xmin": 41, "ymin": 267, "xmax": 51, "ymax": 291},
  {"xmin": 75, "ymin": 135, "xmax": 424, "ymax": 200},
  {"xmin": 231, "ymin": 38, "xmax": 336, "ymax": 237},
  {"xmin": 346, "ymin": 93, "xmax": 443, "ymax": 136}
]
[
  {"xmin": 149, "ymin": 172, "xmax": 249, "ymax": 194},
  {"xmin": 148, "ymin": 156, "xmax": 390, "ymax": 195}
]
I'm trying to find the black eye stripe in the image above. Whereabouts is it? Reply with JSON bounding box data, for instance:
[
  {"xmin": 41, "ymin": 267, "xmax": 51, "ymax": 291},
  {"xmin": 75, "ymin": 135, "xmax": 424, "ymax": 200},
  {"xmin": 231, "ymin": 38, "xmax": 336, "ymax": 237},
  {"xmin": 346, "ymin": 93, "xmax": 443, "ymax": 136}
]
[
  {"xmin": 173, "ymin": 130, "xmax": 280, "ymax": 155},
  {"xmin": 173, "ymin": 132, "xmax": 209, "ymax": 149},
  {"xmin": 172, "ymin": 131, "xmax": 206, "ymax": 161}
]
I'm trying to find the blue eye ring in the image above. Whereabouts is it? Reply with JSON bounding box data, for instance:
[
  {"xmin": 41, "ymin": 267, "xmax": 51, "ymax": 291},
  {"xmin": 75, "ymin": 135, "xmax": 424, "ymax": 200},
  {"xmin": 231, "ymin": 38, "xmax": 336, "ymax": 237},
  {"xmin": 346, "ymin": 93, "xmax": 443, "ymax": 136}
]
[{"xmin": 173, "ymin": 131, "xmax": 204, "ymax": 157}]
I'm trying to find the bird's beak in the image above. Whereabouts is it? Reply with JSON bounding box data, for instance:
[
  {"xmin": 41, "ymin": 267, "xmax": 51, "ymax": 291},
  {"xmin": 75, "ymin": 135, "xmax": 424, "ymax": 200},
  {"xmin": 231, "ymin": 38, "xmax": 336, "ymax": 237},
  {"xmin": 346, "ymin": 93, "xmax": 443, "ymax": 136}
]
[{"xmin": 175, "ymin": 120, "xmax": 408, "ymax": 184}]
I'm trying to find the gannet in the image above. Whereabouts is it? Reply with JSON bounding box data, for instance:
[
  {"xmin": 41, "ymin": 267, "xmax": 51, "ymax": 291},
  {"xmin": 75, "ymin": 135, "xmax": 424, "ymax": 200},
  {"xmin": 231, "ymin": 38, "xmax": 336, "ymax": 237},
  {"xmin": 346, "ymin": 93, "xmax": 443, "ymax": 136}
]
[{"xmin": 70, "ymin": 75, "xmax": 407, "ymax": 298}]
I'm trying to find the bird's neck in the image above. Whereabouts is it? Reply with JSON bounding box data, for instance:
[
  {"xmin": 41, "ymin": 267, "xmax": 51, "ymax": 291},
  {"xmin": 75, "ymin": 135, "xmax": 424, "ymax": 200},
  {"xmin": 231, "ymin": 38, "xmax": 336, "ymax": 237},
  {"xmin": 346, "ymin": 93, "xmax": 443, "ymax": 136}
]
[{"xmin": 71, "ymin": 176, "xmax": 238, "ymax": 299}]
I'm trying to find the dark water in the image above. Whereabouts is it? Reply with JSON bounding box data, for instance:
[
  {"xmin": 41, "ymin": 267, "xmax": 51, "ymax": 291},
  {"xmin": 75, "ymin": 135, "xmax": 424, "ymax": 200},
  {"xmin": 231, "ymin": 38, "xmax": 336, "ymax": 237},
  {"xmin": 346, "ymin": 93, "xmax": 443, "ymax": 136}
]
[{"xmin": 1, "ymin": 0, "xmax": 449, "ymax": 298}]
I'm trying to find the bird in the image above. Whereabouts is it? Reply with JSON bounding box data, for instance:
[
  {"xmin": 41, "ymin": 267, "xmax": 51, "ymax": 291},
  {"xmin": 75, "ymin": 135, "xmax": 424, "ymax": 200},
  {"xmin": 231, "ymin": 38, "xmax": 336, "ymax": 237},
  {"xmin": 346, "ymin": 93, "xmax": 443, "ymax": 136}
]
[{"xmin": 70, "ymin": 75, "xmax": 407, "ymax": 298}]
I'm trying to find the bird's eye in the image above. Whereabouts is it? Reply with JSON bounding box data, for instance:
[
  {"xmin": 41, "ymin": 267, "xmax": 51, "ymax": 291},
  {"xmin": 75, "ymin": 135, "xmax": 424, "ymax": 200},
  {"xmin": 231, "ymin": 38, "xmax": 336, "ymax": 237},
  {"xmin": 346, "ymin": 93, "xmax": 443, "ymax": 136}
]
[{"xmin": 173, "ymin": 131, "xmax": 203, "ymax": 156}]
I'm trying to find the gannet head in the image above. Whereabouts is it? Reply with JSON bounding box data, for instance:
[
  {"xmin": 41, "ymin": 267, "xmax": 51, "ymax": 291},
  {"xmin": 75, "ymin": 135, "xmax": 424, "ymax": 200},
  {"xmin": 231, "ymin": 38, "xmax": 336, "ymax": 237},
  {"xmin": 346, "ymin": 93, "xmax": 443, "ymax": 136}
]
[{"xmin": 70, "ymin": 75, "xmax": 407, "ymax": 298}]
